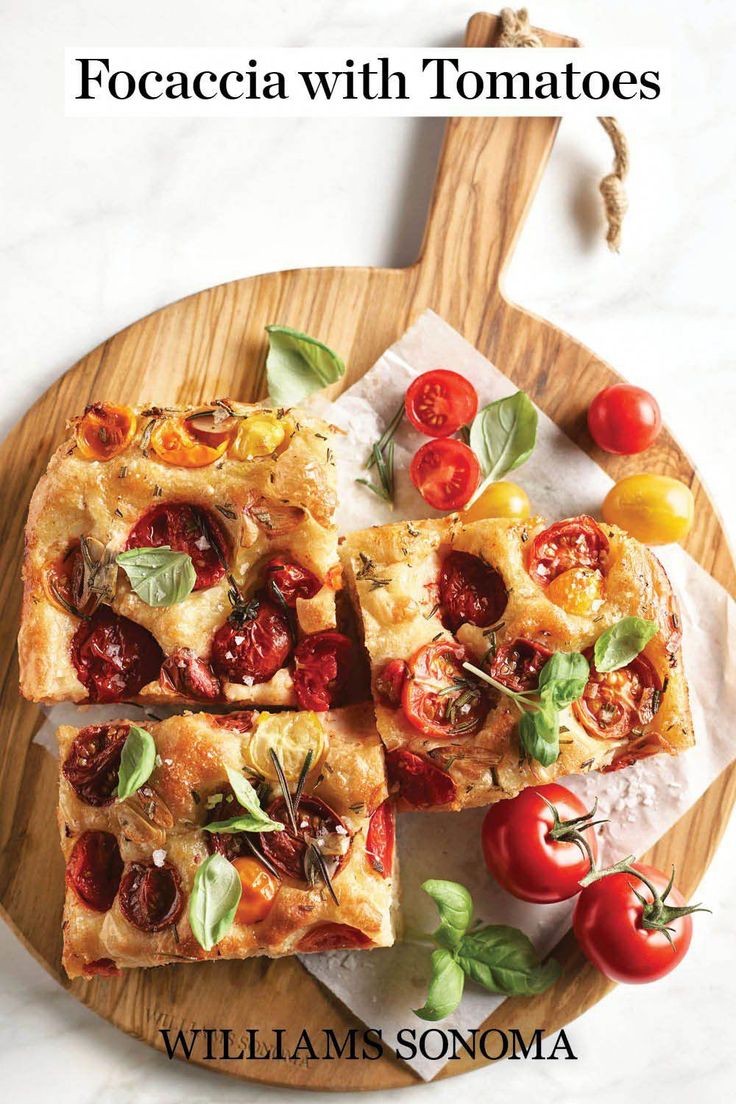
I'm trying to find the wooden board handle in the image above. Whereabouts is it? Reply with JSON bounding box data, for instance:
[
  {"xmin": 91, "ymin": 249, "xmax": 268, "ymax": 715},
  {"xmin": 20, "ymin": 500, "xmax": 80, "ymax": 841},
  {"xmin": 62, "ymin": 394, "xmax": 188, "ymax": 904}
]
[{"xmin": 415, "ymin": 12, "xmax": 577, "ymax": 317}]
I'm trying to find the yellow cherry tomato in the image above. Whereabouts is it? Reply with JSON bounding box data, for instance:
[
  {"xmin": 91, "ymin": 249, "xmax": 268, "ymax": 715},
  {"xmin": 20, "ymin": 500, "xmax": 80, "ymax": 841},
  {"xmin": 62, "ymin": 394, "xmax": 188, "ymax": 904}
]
[
  {"xmin": 149, "ymin": 416, "xmax": 229, "ymax": 467},
  {"xmin": 602, "ymin": 474, "xmax": 694, "ymax": 546},
  {"xmin": 546, "ymin": 566, "xmax": 605, "ymax": 616},
  {"xmin": 231, "ymin": 857, "xmax": 279, "ymax": 924},
  {"xmin": 462, "ymin": 480, "xmax": 531, "ymax": 523},
  {"xmin": 245, "ymin": 711, "xmax": 327, "ymax": 783},
  {"xmin": 75, "ymin": 403, "xmax": 137, "ymax": 461},
  {"xmin": 231, "ymin": 413, "xmax": 290, "ymax": 460}
]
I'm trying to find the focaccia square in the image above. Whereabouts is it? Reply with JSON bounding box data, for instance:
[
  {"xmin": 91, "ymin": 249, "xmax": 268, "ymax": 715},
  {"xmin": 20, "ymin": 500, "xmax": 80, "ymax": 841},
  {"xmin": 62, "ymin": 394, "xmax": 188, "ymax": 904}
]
[
  {"xmin": 20, "ymin": 400, "xmax": 344, "ymax": 708},
  {"xmin": 342, "ymin": 513, "xmax": 692, "ymax": 812},
  {"xmin": 57, "ymin": 704, "xmax": 397, "ymax": 979}
]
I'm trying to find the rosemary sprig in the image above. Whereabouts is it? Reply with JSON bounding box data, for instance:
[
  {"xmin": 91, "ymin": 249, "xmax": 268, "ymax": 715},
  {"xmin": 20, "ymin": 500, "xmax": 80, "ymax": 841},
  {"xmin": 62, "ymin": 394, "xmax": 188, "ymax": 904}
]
[
  {"xmin": 365, "ymin": 401, "xmax": 404, "ymax": 469},
  {"xmin": 268, "ymin": 578, "xmax": 297, "ymax": 642},
  {"xmin": 269, "ymin": 748, "xmax": 298, "ymax": 833},
  {"xmin": 355, "ymin": 400, "xmax": 403, "ymax": 504},
  {"xmin": 305, "ymin": 842, "xmax": 340, "ymax": 906},
  {"xmin": 243, "ymin": 833, "xmax": 281, "ymax": 880},
  {"xmin": 293, "ymin": 750, "xmax": 313, "ymax": 814}
]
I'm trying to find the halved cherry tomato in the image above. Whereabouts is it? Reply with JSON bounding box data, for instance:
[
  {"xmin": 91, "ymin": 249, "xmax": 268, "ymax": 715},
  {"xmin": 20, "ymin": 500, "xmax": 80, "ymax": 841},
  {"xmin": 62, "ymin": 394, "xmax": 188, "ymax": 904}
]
[
  {"xmin": 588, "ymin": 384, "xmax": 661, "ymax": 456},
  {"xmin": 125, "ymin": 503, "xmax": 228, "ymax": 590},
  {"xmin": 488, "ymin": 638, "xmax": 552, "ymax": 693},
  {"xmin": 602, "ymin": 474, "xmax": 694, "ymax": 546},
  {"xmin": 438, "ymin": 550, "xmax": 508, "ymax": 631},
  {"xmin": 231, "ymin": 857, "xmax": 279, "ymax": 924},
  {"xmin": 185, "ymin": 408, "xmax": 239, "ymax": 449},
  {"xmin": 545, "ymin": 566, "xmax": 605, "ymax": 617},
  {"xmin": 374, "ymin": 658, "xmax": 409, "ymax": 707},
  {"xmin": 573, "ymin": 649, "xmax": 662, "ymax": 740},
  {"xmin": 260, "ymin": 795, "xmax": 351, "ymax": 882},
  {"xmin": 66, "ymin": 830, "xmax": 123, "ymax": 912},
  {"xmin": 118, "ymin": 861, "xmax": 184, "ymax": 931},
  {"xmin": 296, "ymin": 923, "xmax": 373, "ymax": 952},
  {"xmin": 481, "ymin": 784, "xmax": 598, "ymax": 903},
  {"xmin": 405, "ymin": 370, "xmax": 478, "ymax": 438},
  {"xmin": 211, "ymin": 594, "xmax": 292, "ymax": 685},
  {"xmin": 149, "ymin": 416, "xmax": 229, "ymax": 467},
  {"xmin": 264, "ymin": 557, "xmax": 321, "ymax": 606},
  {"xmin": 71, "ymin": 608, "xmax": 164, "ymax": 702},
  {"xmin": 410, "ymin": 439, "xmax": 480, "ymax": 511},
  {"xmin": 365, "ymin": 799, "xmax": 395, "ymax": 878},
  {"xmin": 231, "ymin": 412, "xmax": 290, "ymax": 460},
  {"xmin": 63, "ymin": 723, "xmax": 129, "ymax": 806},
  {"xmin": 75, "ymin": 403, "xmax": 137, "ymax": 461},
  {"xmin": 574, "ymin": 863, "xmax": 695, "ymax": 984},
  {"xmin": 246, "ymin": 711, "xmax": 327, "ymax": 783},
  {"xmin": 386, "ymin": 748, "xmax": 457, "ymax": 809},
  {"xmin": 528, "ymin": 516, "xmax": 609, "ymax": 588},
  {"xmin": 292, "ymin": 631, "xmax": 353, "ymax": 711},
  {"xmin": 159, "ymin": 648, "xmax": 220, "ymax": 700},
  {"xmin": 462, "ymin": 480, "xmax": 531, "ymax": 522},
  {"xmin": 402, "ymin": 640, "xmax": 488, "ymax": 739}
]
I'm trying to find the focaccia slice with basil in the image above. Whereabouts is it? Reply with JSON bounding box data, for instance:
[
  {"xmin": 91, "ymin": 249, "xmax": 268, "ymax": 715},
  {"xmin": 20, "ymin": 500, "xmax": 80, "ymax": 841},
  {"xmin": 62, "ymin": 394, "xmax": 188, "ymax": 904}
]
[
  {"xmin": 57, "ymin": 704, "xmax": 397, "ymax": 979},
  {"xmin": 342, "ymin": 513, "xmax": 692, "ymax": 812},
  {"xmin": 20, "ymin": 399, "xmax": 348, "ymax": 709}
]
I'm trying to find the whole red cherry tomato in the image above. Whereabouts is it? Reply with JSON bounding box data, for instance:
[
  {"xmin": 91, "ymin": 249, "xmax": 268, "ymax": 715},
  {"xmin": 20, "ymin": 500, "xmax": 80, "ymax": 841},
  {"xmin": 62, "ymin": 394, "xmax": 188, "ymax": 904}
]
[
  {"xmin": 574, "ymin": 862, "xmax": 703, "ymax": 984},
  {"xmin": 481, "ymin": 784, "xmax": 598, "ymax": 903},
  {"xmin": 405, "ymin": 370, "xmax": 478, "ymax": 438},
  {"xmin": 211, "ymin": 593, "xmax": 292, "ymax": 685},
  {"xmin": 410, "ymin": 438, "xmax": 481, "ymax": 511},
  {"xmin": 588, "ymin": 384, "xmax": 662, "ymax": 456}
]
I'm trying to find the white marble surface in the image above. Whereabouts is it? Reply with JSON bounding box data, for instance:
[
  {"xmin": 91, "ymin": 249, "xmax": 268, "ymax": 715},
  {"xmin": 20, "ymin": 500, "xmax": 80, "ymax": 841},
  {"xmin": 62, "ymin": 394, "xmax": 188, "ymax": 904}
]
[{"xmin": 1, "ymin": 0, "xmax": 735, "ymax": 1100}]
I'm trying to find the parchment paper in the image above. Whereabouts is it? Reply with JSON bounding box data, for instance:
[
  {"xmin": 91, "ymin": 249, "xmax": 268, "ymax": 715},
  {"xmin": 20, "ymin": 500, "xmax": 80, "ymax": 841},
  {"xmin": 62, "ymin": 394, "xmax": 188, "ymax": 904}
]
[
  {"xmin": 299, "ymin": 310, "xmax": 736, "ymax": 1080},
  {"xmin": 33, "ymin": 310, "xmax": 736, "ymax": 1081}
]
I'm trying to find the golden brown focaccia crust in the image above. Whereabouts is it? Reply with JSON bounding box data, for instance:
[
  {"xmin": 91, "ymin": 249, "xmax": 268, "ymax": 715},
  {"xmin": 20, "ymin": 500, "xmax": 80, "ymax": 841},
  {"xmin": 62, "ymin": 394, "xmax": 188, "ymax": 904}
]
[
  {"xmin": 20, "ymin": 400, "xmax": 340, "ymax": 706},
  {"xmin": 58, "ymin": 705, "xmax": 397, "ymax": 979},
  {"xmin": 342, "ymin": 514, "xmax": 692, "ymax": 812}
]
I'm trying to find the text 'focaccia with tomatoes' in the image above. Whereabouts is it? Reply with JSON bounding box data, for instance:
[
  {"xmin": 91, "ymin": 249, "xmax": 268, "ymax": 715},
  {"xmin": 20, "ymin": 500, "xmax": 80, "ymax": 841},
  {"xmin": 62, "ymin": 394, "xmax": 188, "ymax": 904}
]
[
  {"xmin": 342, "ymin": 514, "xmax": 692, "ymax": 813},
  {"xmin": 20, "ymin": 400, "xmax": 353, "ymax": 709},
  {"xmin": 58, "ymin": 704, "xmax": 397, "ymax": 979}
]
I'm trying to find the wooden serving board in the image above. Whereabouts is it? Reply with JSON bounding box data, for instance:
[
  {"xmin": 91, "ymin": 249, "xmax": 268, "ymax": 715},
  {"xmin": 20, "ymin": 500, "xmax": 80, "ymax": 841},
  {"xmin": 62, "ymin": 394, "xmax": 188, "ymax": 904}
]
[{"xmin": 1, "ymin": 12, "xmax": 734, "ymax": 1091}]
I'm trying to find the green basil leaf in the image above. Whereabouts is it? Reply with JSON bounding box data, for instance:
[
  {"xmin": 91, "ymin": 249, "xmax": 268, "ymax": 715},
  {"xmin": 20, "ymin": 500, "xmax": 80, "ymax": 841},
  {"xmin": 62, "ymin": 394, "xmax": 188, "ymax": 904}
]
[
  {"xmin": 204, "ymin": 766, "xmax": 284, "ymax": 834},
  {"xmin": 519, "ymin": 704, "xmax": 559, "ymax": 767},
  {"xmin": 265, "ymin": 325, "xmax": 345, "ymax": 407},
  {"xmin": 594, "ymin": 616, "xmax": 659, "ymax": 673},
  {"xmin": 455, "ymin": 925, "xmax": 561, "ymax": 996},
  {"xmin": 414, "ymin": 948, "xmax": 466, "ymax": 1022},
  {"xmin": 422, "ymin": 879, "xmax": 474, "ymax": 949},
  {"xmin": 188, "ymin": 852, "xmax": 242, "ymax": 952},
  {"xmin": 538, "ymin": 651, "xmax": 589, "ymax": 709},
  {"xmin": 115, "ymin": 725, "xmax": 156, "ymax": 800},
  {"xmin": 116, "ymin": 545, "xmax": 196, "ymax": 607},
  {"xmin": 468, "ymin": 391, "xmax": 537, "ymax": 500}
]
